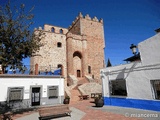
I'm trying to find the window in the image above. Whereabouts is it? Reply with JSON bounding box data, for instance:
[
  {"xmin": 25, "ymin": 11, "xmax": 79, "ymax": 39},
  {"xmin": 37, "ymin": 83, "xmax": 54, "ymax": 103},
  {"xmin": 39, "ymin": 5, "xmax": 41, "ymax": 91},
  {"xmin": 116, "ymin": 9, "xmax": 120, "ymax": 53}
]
[
  {"xmin": 57, "ymin": 42, "xmax": 62, "ymax": 47},
  {"xmin": 88, "ymin": 66, "xmax": 91, "ymax": 74},
  {"xmin": 77, "ymin": 70, "xmax": 81, "ymax": 77},
  {"xmin": 92, "ymin": 75, "xmax": 94, "ymax": 79},
  {"xmin": 151, "ymin": 80, "xmax": 160, "ymax": 100},
  {"xmin": 48, "ymin": 86, "xmax": 58, "ymax": 99},
  {"xmin": 8, "ymin": 87, "xmax": 24, "ymax": 101},
  {"xmin": 51, "ymin": 27, "xmax": 55, "ymax": 32},
  {"xmin": 59, "ymin": 29, "xmax": 63, "ymax": 34},
  {"xmin": 57, "ymin": 64, "xmax": 62, "ymax": 75},
  {"xmin": 109, "ymin": 80, "xmax": 127, "ymax": 96}
]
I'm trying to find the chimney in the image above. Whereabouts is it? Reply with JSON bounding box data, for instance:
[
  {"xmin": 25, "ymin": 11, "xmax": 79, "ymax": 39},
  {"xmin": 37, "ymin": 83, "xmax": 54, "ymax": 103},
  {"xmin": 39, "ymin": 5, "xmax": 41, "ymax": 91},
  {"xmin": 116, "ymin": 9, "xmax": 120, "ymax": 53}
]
[{"xmin": 155, "ymin": 28, "xmax": 160, "ymax": 33}]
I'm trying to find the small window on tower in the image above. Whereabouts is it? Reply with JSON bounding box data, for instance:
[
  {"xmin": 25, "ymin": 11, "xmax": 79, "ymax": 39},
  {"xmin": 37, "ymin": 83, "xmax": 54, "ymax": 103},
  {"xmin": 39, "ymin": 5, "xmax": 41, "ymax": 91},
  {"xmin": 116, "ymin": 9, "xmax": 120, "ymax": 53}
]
[
  {"xmin": 51, "ymin": 27, "xmax": 55, "ymax": 32},
  {"xmin": 88, "ymin": 66, "xmax": 91, "ymax": 74},
  {"xmin": 59, "ymin": 29, "xmax": 63, "ymax": 34},
  {"xmin": 57, "ymin": 42, "xmax": 62, "ymax": 47}
]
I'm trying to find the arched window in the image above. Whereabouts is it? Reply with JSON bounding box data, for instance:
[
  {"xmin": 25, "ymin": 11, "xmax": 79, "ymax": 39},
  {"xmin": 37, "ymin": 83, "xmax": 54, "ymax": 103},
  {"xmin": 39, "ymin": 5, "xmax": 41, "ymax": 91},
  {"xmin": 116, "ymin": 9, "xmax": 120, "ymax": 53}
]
[
  {"xmin": 51, "ymin": 27, "xmax": 55, "ymax": 32},
  {"xmin": 59, "ymin": 29, "xmax": 63, "ymax": 34},
  {"xmin": 57, "ymin": 42, "xmax": 62, "ymax": 47}
]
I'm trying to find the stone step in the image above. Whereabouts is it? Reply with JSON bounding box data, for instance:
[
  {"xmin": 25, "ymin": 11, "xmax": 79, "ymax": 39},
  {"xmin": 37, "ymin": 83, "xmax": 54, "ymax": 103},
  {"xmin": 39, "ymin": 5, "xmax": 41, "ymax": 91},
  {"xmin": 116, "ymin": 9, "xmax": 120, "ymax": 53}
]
[
  {"xmin": 70, "ymin": 89, "xmax": 81, "ymax": 102},
  {"xmin": 70, "ymin": 89, "xmax": 81, "ymax": 95},
  {"xmin": 73, "ymin": 84, "xmax": 82, "ymax": 90},
  {"xmin": 70, "ymin": 96, "xmax": 80, "ymax": 102},
  {"xmin": 78, "ymin": 77, "xmax": 89, "ymax": 84}
]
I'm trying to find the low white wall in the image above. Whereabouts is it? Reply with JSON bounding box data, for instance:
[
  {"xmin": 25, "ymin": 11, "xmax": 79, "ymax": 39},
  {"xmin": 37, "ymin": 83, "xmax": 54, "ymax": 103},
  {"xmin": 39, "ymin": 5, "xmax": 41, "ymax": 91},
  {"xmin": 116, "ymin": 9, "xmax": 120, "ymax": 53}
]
[{"xmin": 0, "ymin": 75, "xmax": 64, "ymax": 102}]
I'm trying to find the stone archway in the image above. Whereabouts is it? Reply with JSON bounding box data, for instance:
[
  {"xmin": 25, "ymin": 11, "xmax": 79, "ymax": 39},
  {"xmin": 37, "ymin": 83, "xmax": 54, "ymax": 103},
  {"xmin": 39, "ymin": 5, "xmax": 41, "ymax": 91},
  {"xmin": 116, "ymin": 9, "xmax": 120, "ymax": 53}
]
[{"xmin": 73, "ymin": 51, "xmax": 82, "ymax": 77}]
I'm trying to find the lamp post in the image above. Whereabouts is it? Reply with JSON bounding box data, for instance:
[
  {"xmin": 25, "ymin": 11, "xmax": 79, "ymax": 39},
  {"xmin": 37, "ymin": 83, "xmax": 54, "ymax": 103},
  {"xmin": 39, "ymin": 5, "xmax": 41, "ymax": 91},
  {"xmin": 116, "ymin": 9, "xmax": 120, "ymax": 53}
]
[{"xmin": 130, "ymin": 44, "xmax": 137, "ymax": 55}]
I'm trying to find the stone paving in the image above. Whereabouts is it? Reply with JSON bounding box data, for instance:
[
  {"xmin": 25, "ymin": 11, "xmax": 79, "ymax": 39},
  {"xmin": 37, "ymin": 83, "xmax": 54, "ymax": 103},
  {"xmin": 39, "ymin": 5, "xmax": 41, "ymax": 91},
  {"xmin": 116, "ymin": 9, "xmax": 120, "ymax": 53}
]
[
  {"xmin": 70, "ymin": 100, "xmax": 142, "ymax": 120},
  {"xmin": 13, "ymin": 99, "xmax": 160, "ymax": 120}
]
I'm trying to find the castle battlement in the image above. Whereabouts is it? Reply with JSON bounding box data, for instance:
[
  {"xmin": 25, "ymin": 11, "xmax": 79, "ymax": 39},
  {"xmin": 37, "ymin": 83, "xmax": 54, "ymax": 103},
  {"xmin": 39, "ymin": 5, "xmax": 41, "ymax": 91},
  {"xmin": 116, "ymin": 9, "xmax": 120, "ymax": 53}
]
[
  {"xmin": 35, "ymin": 24, "xmax": 68, "ymax": 35},
  {"xmin": 78, "ymin": 12, "xmax": 103, "ymax": 23},
  {"xmin": 68, "ymin": 12, "xmax": 103, "ymax": 30}
]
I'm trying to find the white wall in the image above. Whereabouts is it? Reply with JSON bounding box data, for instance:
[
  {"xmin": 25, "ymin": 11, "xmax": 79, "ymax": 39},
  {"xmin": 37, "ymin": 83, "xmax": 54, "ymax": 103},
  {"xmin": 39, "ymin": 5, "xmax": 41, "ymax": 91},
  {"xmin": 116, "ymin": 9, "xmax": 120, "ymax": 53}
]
[
  {"xmin": 101, "ymin": 62, "xmax": 160, "ymax": 100},
  {"xmin": 138, "ymin": 32, "xmax": 160, "ymax": 65},
  {"xmin": 0, "ymin": 76, "xmax": 64, "ymax": 101}
]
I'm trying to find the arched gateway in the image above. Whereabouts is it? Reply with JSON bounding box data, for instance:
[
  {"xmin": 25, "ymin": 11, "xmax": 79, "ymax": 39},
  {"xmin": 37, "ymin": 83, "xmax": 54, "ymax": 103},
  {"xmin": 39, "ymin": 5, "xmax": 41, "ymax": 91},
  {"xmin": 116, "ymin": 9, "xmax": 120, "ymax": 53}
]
[{"xmin": 73, "ymin": 51, "xmax": 82, "ymax": 77}]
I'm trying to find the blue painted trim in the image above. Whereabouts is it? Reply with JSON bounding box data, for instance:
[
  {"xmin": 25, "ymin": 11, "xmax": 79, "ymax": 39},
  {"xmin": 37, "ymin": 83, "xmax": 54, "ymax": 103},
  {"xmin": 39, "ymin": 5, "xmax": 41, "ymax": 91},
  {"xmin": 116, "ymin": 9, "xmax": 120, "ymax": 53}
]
[{"xmin": 104, "ymin": 97, "xmax": 160, "ymax": 111}]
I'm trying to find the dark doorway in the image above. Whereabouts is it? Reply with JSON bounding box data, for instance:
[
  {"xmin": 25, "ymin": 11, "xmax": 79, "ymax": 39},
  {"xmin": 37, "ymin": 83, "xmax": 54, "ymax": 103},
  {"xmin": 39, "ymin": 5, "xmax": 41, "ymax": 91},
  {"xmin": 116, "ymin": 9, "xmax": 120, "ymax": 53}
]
[
  {"xmin": 77, "ymin": 70, "xmax": 81, "ymax": 77},
  {"xmin": 57, "ymin": 64, "xmax": 63, "ymax": 75},
  {"xmin": 31, "ymin": 87, "xmax": 40, "ymax": 106}
]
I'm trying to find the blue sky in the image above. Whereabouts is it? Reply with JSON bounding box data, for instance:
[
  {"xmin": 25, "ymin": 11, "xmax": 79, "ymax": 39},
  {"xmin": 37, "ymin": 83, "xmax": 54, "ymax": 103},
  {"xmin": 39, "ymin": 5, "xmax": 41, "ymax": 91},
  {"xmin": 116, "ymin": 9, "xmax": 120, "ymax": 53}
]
[{"xmin": 1, "ymin": 0, "xmax": 160, "ymax": 66}]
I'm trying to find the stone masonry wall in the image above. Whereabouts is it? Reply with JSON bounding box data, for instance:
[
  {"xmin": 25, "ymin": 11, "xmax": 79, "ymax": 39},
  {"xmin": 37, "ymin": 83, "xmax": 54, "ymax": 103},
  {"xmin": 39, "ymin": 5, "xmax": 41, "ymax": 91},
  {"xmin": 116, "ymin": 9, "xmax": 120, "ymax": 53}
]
[
  {"xmin": 30, "ymin": 25, "xmax": 68, "ymax": 80},
  {"xmin": 81, "ymin": 17, "xmax": 105, "ymax": 81}
]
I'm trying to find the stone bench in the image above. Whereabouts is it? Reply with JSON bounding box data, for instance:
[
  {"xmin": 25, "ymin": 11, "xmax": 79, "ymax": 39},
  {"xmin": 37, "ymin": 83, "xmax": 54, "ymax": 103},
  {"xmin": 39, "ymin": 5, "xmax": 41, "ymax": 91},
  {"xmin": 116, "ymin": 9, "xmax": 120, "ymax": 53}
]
[
  {"xmin": 38, "ymin": 104, "xmax": 71, "ymax": 120},
  {"xmin": 91, "ymin": 93, "xmax": 102, "ymax": 98},
  {"xmin": 78, "ymin": 95, "xmax": 89, "ymax": 100}
]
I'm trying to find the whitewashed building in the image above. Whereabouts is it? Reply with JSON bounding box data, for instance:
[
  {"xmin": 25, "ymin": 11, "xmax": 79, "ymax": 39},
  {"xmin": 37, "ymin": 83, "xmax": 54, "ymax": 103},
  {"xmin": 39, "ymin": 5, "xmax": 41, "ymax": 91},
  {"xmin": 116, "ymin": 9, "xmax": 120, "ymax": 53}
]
[
  {"xmin": 101, "ymin": 28, "xmax": 160, "ymax": 111},
  {"xmin": 0, "ymin": 75, "xmax": 64, "ymax": 109}
]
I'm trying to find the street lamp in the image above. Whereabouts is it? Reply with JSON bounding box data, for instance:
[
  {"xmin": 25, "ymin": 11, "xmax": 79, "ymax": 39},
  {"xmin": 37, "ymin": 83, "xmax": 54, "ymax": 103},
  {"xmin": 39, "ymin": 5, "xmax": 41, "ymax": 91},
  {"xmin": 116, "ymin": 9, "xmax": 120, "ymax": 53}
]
[{"xmin": 130, "ymin": 44, "xmax": 137, "ymax": 55}]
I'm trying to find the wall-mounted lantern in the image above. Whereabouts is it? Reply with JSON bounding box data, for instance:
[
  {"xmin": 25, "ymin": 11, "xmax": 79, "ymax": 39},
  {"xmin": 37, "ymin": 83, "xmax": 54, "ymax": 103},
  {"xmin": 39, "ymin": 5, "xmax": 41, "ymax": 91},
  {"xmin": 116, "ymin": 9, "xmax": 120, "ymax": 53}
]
[{"xmin": 130, "ymin": 44, "xmax": 137, "ymax": 55}]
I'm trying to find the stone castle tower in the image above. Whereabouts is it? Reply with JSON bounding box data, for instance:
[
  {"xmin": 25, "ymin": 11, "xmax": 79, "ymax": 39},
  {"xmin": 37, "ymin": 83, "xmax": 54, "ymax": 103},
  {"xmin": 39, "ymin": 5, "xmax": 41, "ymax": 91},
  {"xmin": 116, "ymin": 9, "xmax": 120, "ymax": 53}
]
[{"xmin": 30, "ymin": 12, "xmax": 105, "ymax": 86}]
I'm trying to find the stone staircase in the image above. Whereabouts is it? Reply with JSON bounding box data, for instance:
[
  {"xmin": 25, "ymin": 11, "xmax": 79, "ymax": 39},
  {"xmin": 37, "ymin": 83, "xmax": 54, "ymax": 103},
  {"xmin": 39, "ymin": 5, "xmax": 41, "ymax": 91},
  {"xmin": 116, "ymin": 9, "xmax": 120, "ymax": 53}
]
[
  {"xmin": 77, "ymin": 77, "xmax": 89, "ymax": 85},
  {"xmin": 69, "ymin": 77, "xmax": 89, "ymax": 102},
  {"xmin": 70, "ymin": 89, "xmax": 81, "ymax": 103},
  {"xmin": 68, "ymin": 76, "xmax": 102, "ymax": 103},
  {"xmin": 73, "ymin": 77, "xmax": 89, "ymax": 90}
]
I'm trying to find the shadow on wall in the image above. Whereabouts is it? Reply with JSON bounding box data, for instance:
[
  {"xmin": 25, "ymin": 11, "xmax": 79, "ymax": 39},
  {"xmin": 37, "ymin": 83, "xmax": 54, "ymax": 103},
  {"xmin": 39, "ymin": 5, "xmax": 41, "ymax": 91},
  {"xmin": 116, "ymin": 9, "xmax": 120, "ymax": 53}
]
[{"xmin": 116, "ymin": 68, "xmax": 126, "ymax": 80}]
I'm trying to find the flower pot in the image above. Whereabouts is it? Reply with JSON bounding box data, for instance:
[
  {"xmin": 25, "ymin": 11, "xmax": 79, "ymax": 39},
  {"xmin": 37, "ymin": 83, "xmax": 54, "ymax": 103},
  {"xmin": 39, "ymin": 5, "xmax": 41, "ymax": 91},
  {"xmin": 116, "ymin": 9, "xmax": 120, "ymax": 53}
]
[
  {"xmin": 95, "ymin": 98, "xmax": 104, "ymax": 107},
  {"xmin": 63, "ymin": 98, "xmax": 70, "ymax": 104}
]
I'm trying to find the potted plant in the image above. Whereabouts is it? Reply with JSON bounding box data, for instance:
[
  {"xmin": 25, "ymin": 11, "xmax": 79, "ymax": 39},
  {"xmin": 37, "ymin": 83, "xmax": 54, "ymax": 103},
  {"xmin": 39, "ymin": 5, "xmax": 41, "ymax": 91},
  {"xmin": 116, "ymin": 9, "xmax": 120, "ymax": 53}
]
[
  {"xmin": 94, "ymin": 95, "xmax": 104, "ymax": 107},
  {"xmin": 63, "ymin": 96, "xmax": 70, "ymax": 104}
]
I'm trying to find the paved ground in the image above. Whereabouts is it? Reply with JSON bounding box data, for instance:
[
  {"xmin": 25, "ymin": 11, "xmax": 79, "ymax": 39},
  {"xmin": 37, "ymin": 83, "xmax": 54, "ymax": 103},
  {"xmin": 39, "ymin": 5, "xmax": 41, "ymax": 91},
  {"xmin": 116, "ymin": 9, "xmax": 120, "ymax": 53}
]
[
  {"xmin": 15, "ymin": 107, "xmax": 85, "ymax": 120},
  {"xmin": 13, "ymin": 99, "xmax": 160, "ymax": 120}
]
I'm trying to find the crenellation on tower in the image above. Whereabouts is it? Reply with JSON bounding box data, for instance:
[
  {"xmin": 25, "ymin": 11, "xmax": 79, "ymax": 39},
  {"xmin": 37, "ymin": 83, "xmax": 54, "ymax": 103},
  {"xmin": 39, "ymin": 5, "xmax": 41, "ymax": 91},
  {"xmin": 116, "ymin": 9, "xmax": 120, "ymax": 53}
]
[
  {"xmin": 85, "ymin": 14, "xmax": 91, "ymax": 20},
  {"xmin": 38, "ymin": 26, "xmax": 43, "ymax": 30},
  {"xmin": 69, "ymin": 12, "xmax": 103, "ymax": 33},
  {"xmin": 34, "ymin": 26, "xmax": 43, "ymax": 31},
  {"xmin": 99, "ymin": 18, "xmax": 103, "ymax": 23},
  {"xmin": 68, "ymin": 25, "xmax": 72, "ymax": 30},
  {"xmin": 43, "ymin": 24, "xmax": 68, "ymax": 34},
  {"xmin": 75, "ymin": 12, "xmax": 103, "ymax": 24},
  {"xmin": 72, "ymin": 21, "xmax": 75, "ymax": 26},
  {"xmin": 78, "ymin": 12, "xmax": 83, "ymax": 18},
  {"xmin": 76, "ymin": 17, "xmax": 79, "ymax": 20},
  {"xmin": 92, "ymin": 16, "xmax": 98, "ymax": 22}
]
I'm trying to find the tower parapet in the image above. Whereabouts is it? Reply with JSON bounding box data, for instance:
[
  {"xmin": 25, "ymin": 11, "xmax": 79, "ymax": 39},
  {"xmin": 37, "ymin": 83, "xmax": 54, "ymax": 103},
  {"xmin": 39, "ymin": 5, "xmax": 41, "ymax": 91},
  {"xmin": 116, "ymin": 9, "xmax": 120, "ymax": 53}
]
[
  {"xmin": 68, "ymin": 12, "xmax": 103, "ymax": 30},
  {"xmin": 34, "ymin": 26, "xmax": 43, "ymax": 31},
  {"xmin": 85, "ymin": 14, "xmax": 91, "ymax": 20}
]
